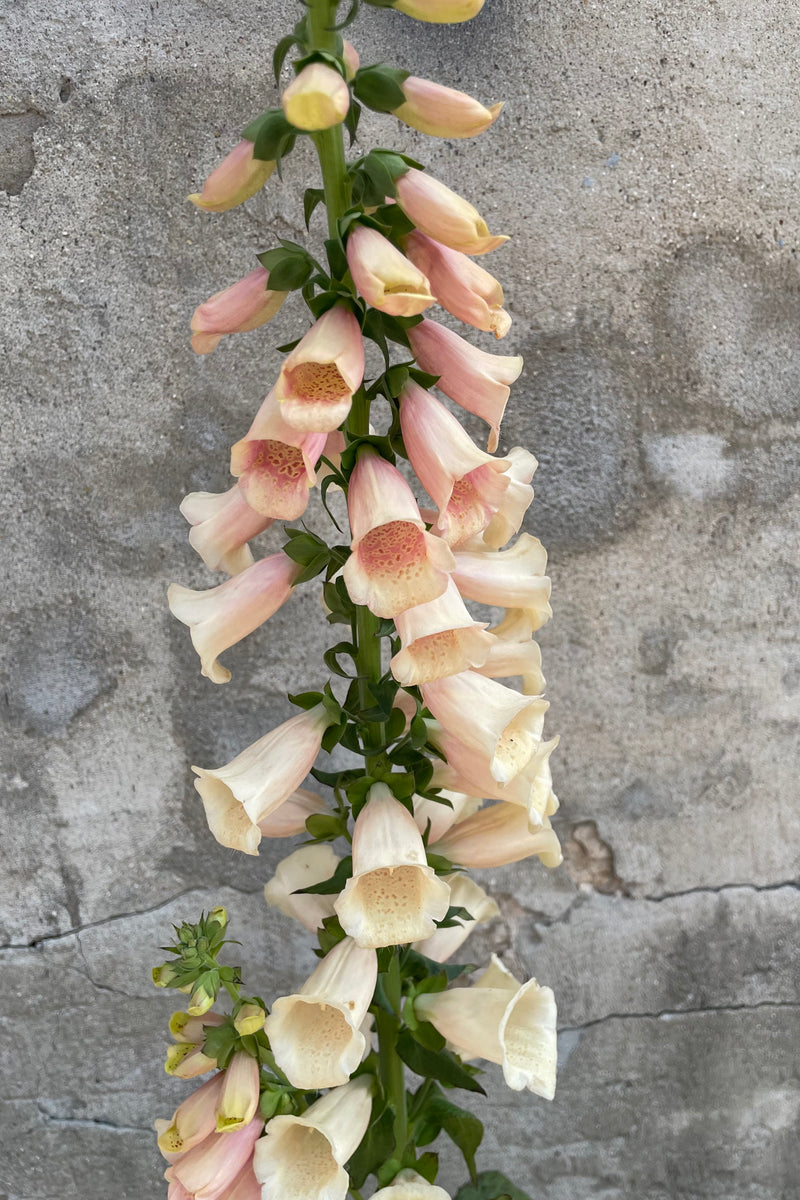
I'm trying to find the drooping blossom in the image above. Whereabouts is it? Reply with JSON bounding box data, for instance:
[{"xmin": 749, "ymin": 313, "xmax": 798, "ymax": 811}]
[
  {"xmin": 192, "ymin": 704, "xmax": 335, "ymax": 854},
  {"xmin": 452, "ymin": 534, "xmax": 552, "ymax": 627},
  {"xmin": 408, "ymin": 318, "xmax": 523, "ymax": 452},
  {"xmin": 346, "ymin": 224, "xmax": 435, "ymax": 317},
  {"xmin": 480, "ymin": 446, "xmax": 537, "ymax": 548},
  {"xmin": 342, "ymin": 451, "xmax": 455, "ymax": 618},
  {"xmin": 400, "ymin": 380, "xmax": 511, "ymax": 545},
  {"xmin": 282, "ymin": 62, "xmax": 350, "ymax": 131},
  {"xmin": 474, "ymin": 633, "xmax": 546, "ymax": 696},
  {"xmin": 372, "ymin": 1169, "xmax": 454, "ymax": 1199},
  {"xmin": 189, "ymin": 140, "xmax": 275, "ymax": 213},
  {"xmin": 412, "ymin": 873, "xmax": 499, "ymax": 962},
  {"xmin": 263, "ymin": 844, "xmax": 340, "ymax": 932},
  {"xmin": 180, "ymin": 486, "xmax": 272, "ymax": 576},
  {"xmin": 229, "ymin": 389, "xmax": 328, "ymax": 520},
  {"xmin": 392, "ymin": 77, "xmax": 502, "ymax": 139},
  {"xmin": 264, "ymin": 939, "xmax": 378, "ymax": 1088},
  {"xmin": 253, "ymin": 1076, "xmax": 373, "ymax": 1200},
  {"xmin": 216, "ymin": 1053, "xmax": 260, "ymax": 1133},
  {"xmin": 164, "ymin": 1116, "xmax": 263, "ymax": 1200},
  {"xmin": 390, "ymin": 578, "xmax": 493, "ymax": 686},
  {"xmin": 334, "ymin": 783, "xmax": 451, "ymax": 947},
  {"xmin": 395, "ymin": 168, "xmax": 508, "ymax": 255},
  {"xmin": 168, "ymin": 552, "xmax": 300, "ymax": 684},
  {"xmin": 433, "ymin": 801, "xmax": 563, "ymax": 869},
  {"xmin": 190, "ymin": 267, "xmax": 287, "ymax": 355},
  {"xmin": 404, "ymin": 230, "xmax": 511, "ymax": 337},
  {"xmin": 274, "ymin": 306, "xmax": 365, "ymax": 432},
  {"xmin": 391, "ymin": 0, "xmax": 484, "ymax": 21},
  {"xmin": 412, "ymin": 788, "xmax": 482, "ymax": 844},
  {"xmin": 157, "ymin": 1074, "xmax": 225, "ymax": 1157}
]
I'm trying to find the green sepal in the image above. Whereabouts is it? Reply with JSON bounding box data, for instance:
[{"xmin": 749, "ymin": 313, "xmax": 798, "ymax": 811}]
[
  {"xmin": 259, "ymin": 1083, "xmax": 294, "ymax": 1121},
  {"xmin": 201, "ymin": 1016, "xmax": 240, "ymax": 1070},
  {"xmin": 242, "ymin": 108, "xmax": 297, "ymax": 163},
  {"xmin": 288, "ymin": 689, "xmax": 325, "ymax": 710},
  {"xmin": 273, "ymin": 34, "xmax": 302, "ymax": 83},
  {"xmin": 316, "ymin": 914, "xmax": 348, "ymax": 956},
  {"xmin": 454, "ymin": 1172, "xmax": 534, "ymax": 1200},
  {"xmin": 332, "ymin": 0, "xmax": 360, "ymax": 30},
  {"xmin": 304, "ymin": 812, "xmax": 349, "ymax": 843},
  {"xmin": 396, "ymin": 1030, "xmax": 486, "ymax": 1095},
  {"xmin": 344, "ymin": 98, "xmax": 362, "ymax": 145},
  {"xmin": 257, "ymin": 243, "xmax": 316, "ymax": 291},
  {"xmin": 434, "ymin": 905, "xmax": 475, "ymax": 930},
  {"xmin": 415, "ymin": 1153, "xmax": 440, "ymax": 1183},
  {"xmin": 303, "ymin": 187, "xmax": 325, "ymax": 228},
  {"xmin": 353, "ymin": 63, "xmax": 410, "ymax": 113},
  {"xmin": 339, "ymin": 433, "xmax": 395, "ymax": 475}
]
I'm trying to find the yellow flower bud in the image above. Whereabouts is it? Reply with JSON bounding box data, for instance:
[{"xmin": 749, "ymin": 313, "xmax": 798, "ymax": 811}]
[
  {"xmin": 233, "ymin": 1002, "xmax": 266, "ymax": 1036},
  {"xmin": 282, "ymin": 63, "xmax": 350, "ymax": 132}
]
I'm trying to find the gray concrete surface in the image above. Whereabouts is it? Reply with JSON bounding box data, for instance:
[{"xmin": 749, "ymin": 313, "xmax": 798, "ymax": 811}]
[{"xmin": 1, "ymin": 0, "xmax": 798, "ymax": 1197}]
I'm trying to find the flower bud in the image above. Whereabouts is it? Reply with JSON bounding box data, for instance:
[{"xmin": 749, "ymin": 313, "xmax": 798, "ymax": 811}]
[
  {"xmin": 404, "ymin": 230, "xmax": 510, "ymax": 338},
  {"xmin": 233, "ymin": 1003, "xmax": 266, "ymax": 1036},
  {"xmin": 216, "ymin": 1051, "xmax": 261, "ymax": 1132},
  {"xmin": 153, "ymin": 962, "xmax": 183, "ymax": 989},
  {"xmin": 393, "ymin": 77, "xmax": 502, "ymax": 139},
  {"xmin": 189, "ymin": 139, "xmax": 275, "ymax": 213},
  {"xmin": 170, "ymin": 1010, "xmax": 225, "ymax": 1043},
  {"xmin": 165, "ymin": 1042, "xmax": 217, "ymax": 1079},
  {"xmin": 190, "ymin": 266, "xmax": 288, "ymax": 355},
  {"xmin": 188, "ymin": 976, "xmax": 218, "ymax": 1017},
  {"xmin": 282, "ymin": 63, "xmax": 350, "ymax": 131},
  {"xmin": 391, "ymin": 0, "xmax": 484, "ymax": 22},
  {"xmin": 346, "ymin": 225, "xmax": 435, "ymax": 317},
  {"xmin": 342, "ymin": 40, "xmax": 360, "ymax": 81},
  {"xmin": 157, "ymin": 1073, "xmax": 225, "ymax": 1158},
  {"xmin": 395, "ymin": 168, "xmax": 508, "ymax": 256}
]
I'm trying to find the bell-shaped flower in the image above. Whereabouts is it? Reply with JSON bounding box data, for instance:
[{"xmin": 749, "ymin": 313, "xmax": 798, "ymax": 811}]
[
  {"xmin": 481, "ymin": 446, "xmax": 537, "ymax": 548},
  {"xmin": 190, "ymin": 267, "xmax": 287, "ymax": 355},
  {"xmin": 416, "ymin": 955, "xmax": 557, "ymax": 1098},
  {"xmin": 157, "ymin": 1074, "xmax": 225, "ymax": 1158},
  {"xmin": 282, "ymin": 62, "xmax": 350, "ymax": 131},
  {"xmin": 412, "ymin": 873, "xmax": 499, "ymax": 962},
  {"xmin": 334, "ymin": 782, "xmax": 451, "ymax": 947},
  {"xmin": 408, "ymin": 318, "xmax": 522, "ymax": 452},
  {"xmin": 474, "ymin": 634, "xmax": 545, "ymax": 696},
  {"xmin": 230, "ymin": 389, "xmax": 327, "ymax": 521},
  {"xmin": 346, "ymin": 224, "xmax": 435, "ymax": 317},
  {"xmin": 343, "ymin": 451, "xmax": 455, "ymax": 618},
  {"xmin": 372, "ymin": 1169, "xmax": 453, "ymax": 1200},
  {"xmin": 257, "ymin": 787, "xmax": 328, "ymax": 837},
  {"xmin": 165, "ymin": 1117, "xmax": 263, "ymax": 1200},
  {"xmin": 404, "ymin": 231, "xmax": 510, "ymax": 338},
  {"xmin": 264, "ymin": 844, "xmax": 341, "ymax": 932},
  {"xmin": 430, "ymin": 723, "xmax": 559, "ymax": 825},
  {"xmin": 180, "ymin": 485, "xmax": 272, "ymax": 576},
  {"xmin": 421, "ymin": 671, "xmax": 549, "ymax": 784},
  {"xmin": 253, "ymin": 1076, "xmax": 373, "ymax": 1200},
  {"xmin": 395, "ymin": 168, "xmax": 508, "ymax": 256},
  {"xmin": 216, "ymin": 1052, "xmax": 260, "ymax": 1133},
  {"xmin": 263, "ymin": 938, "xmax": 378, "ymax": 1089},
  {"xmin": 400, "ymin": 381, "xmax": 511, "ymax": 545},
  {"xmin": 274, "ymin": 306, "xmax": 365, "ymax": 432},
  {"xmin": 168, "ymin": 552, "xmax": 300, "ymax": 684},
  {"xmin": 452, "ymin": 534, "xmax": 552, "ymax": 627},
  {"xmin": 391, "ymin": 0, "xmax": 484, "ymax": 21},
  {"xmin": 433, "ymin": 802, "xmax": 563, "ymax": 869},
  {"xmin": 192, "ymin": 704, "xmax": 335, "ymax": 855},
  {"xmin": 392, "ymin": 77, "xmax": 502, "ymax": 139},
  {"xmin": 412, "ymin": 789, "xmax": 482, "ymax": 843},
  {"xmin": 391, "ymin": 578, "xmax": 493, "ymax": 686},
  {"xmin": 189, "ymin": 140, "xmax": 275, "ymax": 213}
]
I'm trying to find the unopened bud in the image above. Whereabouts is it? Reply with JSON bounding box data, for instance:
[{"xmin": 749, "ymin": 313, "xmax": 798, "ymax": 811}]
[
  {"xmin": 282, "ymin": 63, "xmax": 350, "ymax": 132},
  {"xmin": 152, "ymin": 962, "xmax": 181, "ymax": 989},
  {"xmin": 391, "ymin": 0, "xmax": 484, "ymax": 22},
  {"xmin": 188, "ymin": 139, "xmax": 274, "ymax": 213},
  {"xmin": 188, "ymin": 975, "xmax": 218, "ymax": 1017},
  {"xmin": 208, "ymin": 905, "xmax": 228, "ymax": 933},
  {"xmin": 234, "ymin": 1002, "xmax": 266, "ymax": 1036}
]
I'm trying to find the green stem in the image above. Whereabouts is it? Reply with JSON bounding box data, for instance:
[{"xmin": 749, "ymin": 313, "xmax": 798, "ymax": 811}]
[
  {"xmin": 375, "ymin": 1002, "xmax": 408, "ymax": 1160},
  {"xmin": 307, "ymin": 0, "xmax": 350, "ymax": 237}
]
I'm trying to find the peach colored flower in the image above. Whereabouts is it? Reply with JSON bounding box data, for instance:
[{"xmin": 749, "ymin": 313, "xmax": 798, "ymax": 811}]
[
  {"xmin": 394, "ymin": 77, "xmax": 502, "ymax": 139},
  {"xmin": 433, "ymin": 802, "xmax": 563, "ymax": 869},
  {"xmin": 230, "ymin": 389, "xmax": 327, "ymax": 520},
  {"xmin": 404, "ymin": 230, "xmax": 511, "ymax": 337},
  {"xmin": 395, "ymin": 168, "xmax": 508, "ymax": 255},
  {"xmin": 190, "ymin": 267, "xmax": 287, "ymax": 355},
  {"xmin": 452, "ymin": 533, "xmax": 552, "ymax": 627},
  {"xmin": 282, "ymin": 63, "xmax": 350, "ymax": 131},
  {"xmin": 189, "ymin": 140, "xmax": 274, "ymax": 213},
  {"xmin": 180, "ymin": 485, "xmax": 272, "ymax": 576},
  {"xmin": 274, "ymin": 306, "xmax": 365, "ymax": 432},
  {"xmin": 346, "ymin": 224, "xmax": 435, "ymax": 317},
  {"xmin": 391, "ymin": 578, "xmax": 493, "ymax": 686}
]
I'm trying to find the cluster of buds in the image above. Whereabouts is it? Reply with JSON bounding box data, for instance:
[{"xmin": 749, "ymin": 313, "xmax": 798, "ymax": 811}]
[{"xmin": 156, "ymin": 0, "xmax": 567, "ymax": 1196}]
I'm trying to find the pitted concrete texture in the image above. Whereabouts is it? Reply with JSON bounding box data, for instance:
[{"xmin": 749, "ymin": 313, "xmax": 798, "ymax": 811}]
[{"xmin": 1, "ymin": 1, "xmax": 799, "ymax": 1197}]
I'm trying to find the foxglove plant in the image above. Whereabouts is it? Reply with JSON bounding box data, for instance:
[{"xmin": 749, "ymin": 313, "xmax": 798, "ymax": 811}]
[{"xmin": 153, "ymin": 1, "xmax": 564, "ymax": 1196}]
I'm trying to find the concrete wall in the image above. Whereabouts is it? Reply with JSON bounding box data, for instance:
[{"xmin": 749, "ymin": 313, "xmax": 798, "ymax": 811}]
[{"xmin": 2, "ymin": 1, "xmax": 798, "ymax": 1196}]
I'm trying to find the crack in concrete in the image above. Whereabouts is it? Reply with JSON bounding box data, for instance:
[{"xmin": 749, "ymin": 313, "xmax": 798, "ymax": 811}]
[
  {"xmin": 638, "ymin": 880, "xmax": 800, "ymax": 903},
  {"xmin": 560, "ymin": 998, "xmax": 800, "ymax": 1034},
  {"xmin": 35, "ymin": 1102, "xmax": 150, "ymax": 1135}
]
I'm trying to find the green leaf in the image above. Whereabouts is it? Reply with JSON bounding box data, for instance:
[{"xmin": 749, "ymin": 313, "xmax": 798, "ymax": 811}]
[
  {"xmin": 415, "ymin": 1152, "xmax": 440, "ymax": 1183},
  {"xmin": 303, "ymin": 186, "xmax": 325, "ymax": 228},
  {"xmin": 257, "ymin": 246, "xmax": 315, "ymax": 292},
  {"xmin": 325, "ymin": 237, "xmax": 349, "ymax": 281},
  {"xmin": 282, "ymin": 529, "xmax": 329, "ymax": 566},
  {"xmin": 202, "ymin": 1018, "xmax": 239, "ymax": 1069},
  {"xmin": 288, "ymin": 689, "xmax": 324, "ymax": 711},
  {"xmin": 347, "ymin": 1103, "xmax": 396, "ymax": 1189},
  {"xmin": 416, "ymin": 1087, "xmax": 484, "ymax": 1179},
  {"xmin": 295, "ymin": 854, "xmax": 353, "ymax": 894},
  {"xmin": 316, "ymin": 914, "xmax": 347, "ymax": 956},
  {"xmin": 344, "ymin": 98, "xmax": 362, "ymax": 146},
  {"xmin": 435, "ymin": 904, "xmax": 474, "ymax": 930},
  {"xmin": 273, "ymin": 34, "xmax": 300, "ymax": 83},
  {"xmin": 396, "ymin": 1030, "xmax": 486, "ymax": 1094},
  {"xmin": 353, "ymin": 64, "xmax": 410, "ymax": 113},
  {"xmin": 454, "ymin": 1172, "xmax": 534, "ymax": 1200},
  {"xmin": 304, "ymin": 814, "xmax": 348, "ymax": 844},
  {"xmin": 332, "ymin": 0, "xmax": 360, "ymax": 30},
  {"xmin": 242, "ymin": 109, "xmax": 297, "ymax": 163}
]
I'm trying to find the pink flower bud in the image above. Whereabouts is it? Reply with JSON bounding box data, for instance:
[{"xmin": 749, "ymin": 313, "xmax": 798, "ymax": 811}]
[
  {"xmin": 167, "ymin": 1117, "xmax": 263, "ymax": 1200},
  {"xmin": 275, "ymin": 306, "xmax": 365, "ymax": 432},
  {"xmin": 257, "ymin": 787, "xmax": 328, "ymax": 837},
  {"xmin": 394, "ymin": 77, "xmax": 502, "ymax": 139},
  {"xmin": 180, "ymin": 486, "xmax": 272, "ymax": 576},
  {"xmin": 342, "ymin": 40, "xmax": 360, "ymax": 81},
  {"xmin": 189, "ymin": 140, "xmax": 274, "ymax": 213},
  {"xmin": 433, "ymin": 802, "xmax": 563, "ymax": 869},
  {"xmin": 408, "ymin": 318, "xmax": 523, "ymax": 452},
  {"xmin": 282, "ymin": 62, "xmax": 350, "ymax": 131},
  {"xmin": 404, "ymin": 230, "xmax": 510, "ymax": 337},
  {"xmin": 216, "ymin": 1052, "xmax": 260, "ymax": 1132},
  {"xmin": 395, "ymin": 168, "xmax": 508, "ymax": 256},
  {"xmin": 346, "ymin": 225, "xmax": 435, "ymax": 317},
  {"xmin": 158, "ymin": 1074, "xmax": 225, "ymax": 1159},
  {"xmin": 391, "ymin": 0, "xmax": 485, "ymax": 22},
  {"xmin": 230, "ymin": 389, "xmax": 328, "ymax": 520},
  {"xmin": 168, "ymin": 552, "xmax": 301, "ymax": 684},
  {"xmin": 190, "ymin": 267, "xmax": 287, "ymax": 355}
]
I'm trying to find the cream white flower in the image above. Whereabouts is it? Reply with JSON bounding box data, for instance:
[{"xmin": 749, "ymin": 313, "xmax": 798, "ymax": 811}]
[
  {"xmin": 264, "ymin": 938, "xmax": 377, "ymax": 1089},
  {"xmin": 264, "ymin": 844, "xmax": 340, "ymax": 932},
  {"xmin": 216, "ymin": 1051, "xmax": 260, "ymax": 1132},
  {"xmin": 412, "ymin": 789, "xmax": 482, "ymax": 844},
  {"xmin": 373, "ymin": 1169, "xmax": 453, "ymax": 1199},
  {"xmin": 412, "ymin": 873, "xmax": 499, "ymax": 962},
  {"xmin": 334, "ymin": 783, "xmax": 451, "ymax": 948},
  {"xmin": 433, "ymin": 803, "xmax": 563, "ymax": 869},
  {"xmin": 391, "ymin": 578, "xmax": 493, "ymax": 686}
]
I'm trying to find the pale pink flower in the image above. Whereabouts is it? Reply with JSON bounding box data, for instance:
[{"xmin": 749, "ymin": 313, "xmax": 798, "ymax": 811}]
[
  {"xmin": 157, "ymin": 1074, "xmax": 225, "ymax": 1158},
  {"xmin": 394, "ymin": 168, "xmax": 508, "ymax": 256},
  {"xmin": 408, "ymin": 318, "xmax": 523, "ymax": 452},
  {"xmin": 257, "ymin": 787, "xmax": 328, "ymax": 837},
  {"xmin": 400, "ymin": 380, "xmax": 511, "ymax": 545},
  {"xmin": 225, "ymin": 1166, "xmax": 261, "ymax": 1200},
  {"xmin": 480, "ymin": 445, "xmax": 537, "ymax": 548},
  {"xmin": 415, "ymin": 955, "xmax": 557, "ymax": 1098},
  {"xmin": 412, "ymin": 873, "xmax": 499, "ymax": 962},
  {"xmin": 394, "ymin": 77, "xmax": 502, "ymax": 139},
  {"xmin": 274, "ymin": 306, "xmax": 365, "ymax": 432},
  {"xmin": 192, "ymin": 704, "xmax": 334, "ymax": 855},
  {"xmin": 180, "ymin": 486, "xmax": 272, "ymax": 576},
  {"xmin": 168, "ymin": 552, "xmax": 300, "ymax": 684},
  {"xmin": 282, "ymin": 62, "xmax": 350, "ymax": 131},
  {"xmin": 230, "ymin": 389, "xmax": 327, "ymax": 520},
  {"xmin": 189, "ymin": 140, "xmax": 275, "ymax": 214},
  {"xmin": 391, "ymin": 0, "xmax": 484, "ymax": 21},
  {"xmin": 433, "ymin": 802, "xmax": 563, "ymax": 869},
  {"xmin": 412, "ymin": 789, "xmax": 482, "ymax": 843},
  {"xmin": 334, "ymin": 783, "xmax": 451, "ymax": 947},
  {"xmin": 263, "ymin": 844, "xmax": 340, "ymax": 932},
  {"xmin": 452, "ymin": 533, "xmax": 552, "ymax": 626},
  {"xmin": 216, "ymin": 1053, "xmax": 260, "ymax": 1133},
  {"xmin": 391, "ymin": 578, "xmax": 493, "ymax": 686},
  {"xmin": 264, "ymin": 938, "xmax": 377, "ymax": 1088},
  {"xmin": 346, "ymin": 224, "xmax": 435, "ymax": 317},
  {"xmin": 343, "ymin": 452, "xmax": 455, "ymax": 617},
  {"xmin": 372, "ymin": 1169, "xmax": 453, "ymax": 1199},
  {"xmin": 404, "ymin": 230, "xmax": 511, "ymax": 338},
  {"xmin": 166, "ymin": 1118, "xmax": 263, "ymax": 1200},
  {"xmin": 190, "ymin": 267, "xmax": 287, "ymax": 355},
  {"xmin": 421, "ymin": 670, "xmax": 550, "ymax": 784},
  {"xmin": 254, "ymin": 1076, "xmax": 373, "ymax": 1200},
  {"xmin": 474, "ymin": 634, "xmax": 546, "ymax": 695},
  {"xmin": 342, "ymin": 40, "xmax": 360, "ymax": 80}
]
